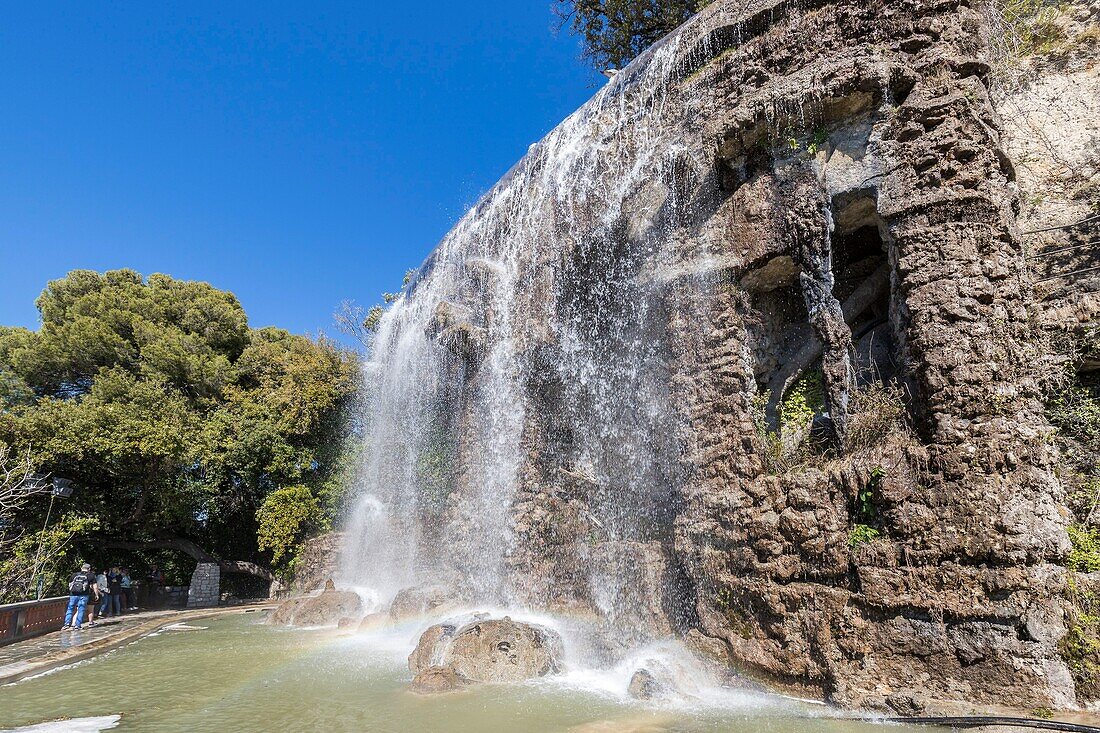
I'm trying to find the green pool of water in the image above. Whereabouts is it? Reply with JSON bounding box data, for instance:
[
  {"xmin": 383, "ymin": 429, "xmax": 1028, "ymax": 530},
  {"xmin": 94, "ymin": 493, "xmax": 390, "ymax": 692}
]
[{"xmin": 0, "ymin": 613, "xmax": 919, "ymax": 733}]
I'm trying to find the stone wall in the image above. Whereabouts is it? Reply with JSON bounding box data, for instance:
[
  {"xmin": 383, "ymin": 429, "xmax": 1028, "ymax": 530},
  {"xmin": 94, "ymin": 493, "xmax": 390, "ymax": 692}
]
[{"xmin": 186, "ymin": 563, "xmax": 220, "ymax": 608}]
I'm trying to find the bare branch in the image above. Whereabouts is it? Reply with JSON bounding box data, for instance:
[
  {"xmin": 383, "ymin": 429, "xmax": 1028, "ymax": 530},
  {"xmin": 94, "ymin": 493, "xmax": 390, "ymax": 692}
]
[
  {"xmin": 0, "ymin": 444, "xmax": 46, "ymax": 515},
  {"xmin": 333, "ymin": 300, "xmax": 374, "ymax": 352}
]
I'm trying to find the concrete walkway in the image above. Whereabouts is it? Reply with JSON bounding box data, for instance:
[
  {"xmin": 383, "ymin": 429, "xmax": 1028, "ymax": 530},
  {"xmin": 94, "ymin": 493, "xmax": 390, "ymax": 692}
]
[{"xmin": 0, "ymin": 603, "xmax": 275, "ymax": 685}]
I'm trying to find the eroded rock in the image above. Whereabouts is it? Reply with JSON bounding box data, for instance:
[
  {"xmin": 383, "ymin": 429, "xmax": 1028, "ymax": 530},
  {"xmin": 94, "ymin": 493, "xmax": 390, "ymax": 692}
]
[
  {"xmin": 407, "ymin": 617, "xmax": 564, "ymax": 692},
  {"xmin": 358, "ymin": 612, "xmax": 389, "ymax": 633},
  {"xmin": 408, "ymin": 623, "xmax": 457, "ymax": 675},
  {"xmin": 410, "ymin": 665, "xmax": 469, "ymax": 694},
  {"xmin": 627, "ymin": 668, "xmax": 668, "ymax": 700},
  {"xmin": 268, "ymin": 581, "xmax": 363, "ymax": 627},
  {"xmin": 389, "ymin": 585, "xmax": 461, "ymax": 622},
  {"xmin": 443, "ymin": 618, "xmax": 564, "ymax": 683}
]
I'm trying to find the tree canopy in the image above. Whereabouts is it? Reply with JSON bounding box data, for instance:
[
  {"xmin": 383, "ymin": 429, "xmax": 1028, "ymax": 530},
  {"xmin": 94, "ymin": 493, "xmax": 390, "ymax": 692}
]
[
  {"xmin": 557, "ymin": 0, "xmax": 713, "ymax": 71},
  {"xmin": 0, "ymin": 269, "xmax": 359, "ymax": 599}
]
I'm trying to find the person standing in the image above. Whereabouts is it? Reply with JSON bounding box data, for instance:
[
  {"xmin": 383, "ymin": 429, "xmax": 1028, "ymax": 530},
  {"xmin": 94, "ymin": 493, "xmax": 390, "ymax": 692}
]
[
  {"xmin": 61, "ymin": 563, "xmax": 99, "ymax": 630},
  {"xmin": 94, "ymin": 568, "xmax": 110, "ymax": 620},
  {"xmin": 120, "ymin": 568, "xmax": 134, "ymax": 611},
  {"xmin": 107, "ymin": 567, "xmax": 123, "ymax": 616},
  {"xmin": 147, "ymin": 564, "xmax": 165, "ymax": 609}
]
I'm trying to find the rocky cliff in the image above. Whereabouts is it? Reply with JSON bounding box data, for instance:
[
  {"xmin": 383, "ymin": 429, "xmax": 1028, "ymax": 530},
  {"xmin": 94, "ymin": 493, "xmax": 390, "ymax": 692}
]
[{"xmin": 343, "ymin": 0, "xmax": 1100, "ymax": 713}]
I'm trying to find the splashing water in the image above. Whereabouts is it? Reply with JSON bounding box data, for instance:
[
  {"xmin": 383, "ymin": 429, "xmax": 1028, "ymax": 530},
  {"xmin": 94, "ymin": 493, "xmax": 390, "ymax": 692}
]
[{"xmin": 336, "ymin": 9, "xmax": 736, "ymax": 694}]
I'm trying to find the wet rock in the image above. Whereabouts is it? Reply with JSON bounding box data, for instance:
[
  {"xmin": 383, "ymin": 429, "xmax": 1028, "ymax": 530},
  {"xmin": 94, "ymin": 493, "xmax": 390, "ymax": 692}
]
[
  {"xmin": 269, "ymin": 583, "xmax": 363, "ymax": 627},
  {"xmin": 628, "ymin": 668, "xmax": 668, "ymax": 700},
  {"xmin": 337, "ymin": 616, "xmax": 357, "ymax": 629},
  {"xmin": 410, "ymin": 665, "xmax": 469, "ymax": 694},
  {"xmin": 442, "ymin": 618, "xmax": 564, "ymax": 683},
  {"xmin": 357, "ymin": 612, "xmax": 389, "ymax": 633},
  {"xmin": 268, "ymin": 596, "xmax": 307, "ymax": 625},
  {"xmin": 409, "ymin": 623, "xmax": 457, "ymax": 675},
  {"xmin": 389, "ymin": 585, "xmax": 461, "ymax": 622},
  {"xmin": 293, "ymin": 587, "xmax": 363, "ymax": 626},
  {"xmin": 885, "ymin": 691, "xmax": 926, "ymax": 717}
]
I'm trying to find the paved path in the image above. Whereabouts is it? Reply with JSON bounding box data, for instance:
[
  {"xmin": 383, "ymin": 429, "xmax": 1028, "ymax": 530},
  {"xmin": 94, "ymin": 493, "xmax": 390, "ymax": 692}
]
[{"xmin": 0, "ymin": 603, "xmax": 275, "ymax": 685}]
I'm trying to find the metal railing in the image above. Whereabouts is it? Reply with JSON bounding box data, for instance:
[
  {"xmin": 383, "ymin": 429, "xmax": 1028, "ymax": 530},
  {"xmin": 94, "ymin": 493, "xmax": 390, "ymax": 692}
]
[{"xmin": 0, "ymin": 596, "xmax": 68, "ymax": 646}]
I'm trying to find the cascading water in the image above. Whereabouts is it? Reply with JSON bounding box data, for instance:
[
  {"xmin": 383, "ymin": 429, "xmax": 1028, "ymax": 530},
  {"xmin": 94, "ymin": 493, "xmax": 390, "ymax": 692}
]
[{"xmin": 339, "ymin": 15, "xmax": 720, "ymax": 679}]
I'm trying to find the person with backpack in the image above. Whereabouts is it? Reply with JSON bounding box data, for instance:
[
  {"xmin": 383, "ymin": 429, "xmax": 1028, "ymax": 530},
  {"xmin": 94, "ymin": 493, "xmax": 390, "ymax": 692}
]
[{"xmin": 61, "ymin": 563, "xmax": 99, "ymax": 630}]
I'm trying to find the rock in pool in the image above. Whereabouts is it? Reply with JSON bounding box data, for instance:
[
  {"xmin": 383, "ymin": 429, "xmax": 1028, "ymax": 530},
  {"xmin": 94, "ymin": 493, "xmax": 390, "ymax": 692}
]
[
  {"xmin": 268, "ymin": 578, "xmax": 363, "ymax": 627},
  {"xmin": 388, "ymin": 585, "xmax": 461, "ymax": 622},
  {"xmin": 407, "ymin": 616, "xmax": 564, "ymax": 692}
]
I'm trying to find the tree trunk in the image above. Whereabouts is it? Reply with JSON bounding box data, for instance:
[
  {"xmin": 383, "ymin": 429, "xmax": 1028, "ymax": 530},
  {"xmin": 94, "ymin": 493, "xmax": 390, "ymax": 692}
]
[{"xmin": 97, "ymin": 536, "xmax": 275, "ymax": 582}]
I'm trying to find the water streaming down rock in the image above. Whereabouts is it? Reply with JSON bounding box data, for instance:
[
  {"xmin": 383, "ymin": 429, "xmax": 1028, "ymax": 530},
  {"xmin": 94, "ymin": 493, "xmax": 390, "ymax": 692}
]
[
  {"xmin": 335, "ymin": 0, "xmax": 1092, "ymax": 711},
  {"xmin": 339, "ymin": 26, "xmax": 705, "ymax": 634}
]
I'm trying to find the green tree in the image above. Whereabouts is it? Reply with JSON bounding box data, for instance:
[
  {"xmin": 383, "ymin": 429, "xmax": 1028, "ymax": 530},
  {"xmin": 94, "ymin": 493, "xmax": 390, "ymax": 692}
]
[
  {"xmin": 0, "ymin": 270, "xmax": 359, "ymax": 599},
  {"xmin": 557, "ymin": 0, "xmax": 713, "ymax": 71},
  {"xmin": 256, "ymin": 485, "xmax": 324, "ymax": 575}
]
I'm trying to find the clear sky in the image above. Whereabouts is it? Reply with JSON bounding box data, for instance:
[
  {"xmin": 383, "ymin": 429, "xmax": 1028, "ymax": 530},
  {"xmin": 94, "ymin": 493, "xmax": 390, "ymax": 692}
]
[{"xmin": 0, "ymin": 3, "xmax": 596, "ymax": 342}]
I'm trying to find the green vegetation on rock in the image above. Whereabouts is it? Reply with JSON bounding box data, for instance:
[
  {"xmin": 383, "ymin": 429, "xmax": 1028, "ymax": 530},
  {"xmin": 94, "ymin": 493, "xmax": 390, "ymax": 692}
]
[{"xmin": 848, "ymin": 524, "xmax": 881, "ymax": 547}]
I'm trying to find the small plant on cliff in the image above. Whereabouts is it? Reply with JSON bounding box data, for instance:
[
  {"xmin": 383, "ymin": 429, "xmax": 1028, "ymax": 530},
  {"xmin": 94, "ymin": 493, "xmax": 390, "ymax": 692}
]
[
  {"xmin": 856, "ymin": 466, "xmax": 886, "ymax": 522},
  {"xmin": 751, "ymin": 390, "xmax": 788, "ymax": 474},
  {"xmin": 848, "ymin": 524, "xmax": 881, "ymax": 547},
  {"xmin": 1048, "ymin": 385, "xmax": 1100, "ymax": 444},
  {"xmin": 1068, "ymin": 523, "xmax": 1100, "ymax": 573},
  {"xmin": 1062, "ymin": 570, "xmax": 1100, "ymax": 699},
  {"xmin": 779, "ymin": 369, "xmax": 825, "ymax": 434},
  {"xmin": 996, "ymin": 0, "xmax": 1067, "ymax": 56},
  {"xmin": 806, "ymin": 127, "xmax": 829, "ymax": 155},
  {"xmin": 847, "ymin": 382, "xmax": 911, "ymax": 451}
]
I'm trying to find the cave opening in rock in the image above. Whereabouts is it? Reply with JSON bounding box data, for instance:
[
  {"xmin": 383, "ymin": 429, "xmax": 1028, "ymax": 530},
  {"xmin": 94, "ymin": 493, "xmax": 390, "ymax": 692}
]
[{"xmin": 829, "ymin": 196, "xmax": 896, "ymax": 389}]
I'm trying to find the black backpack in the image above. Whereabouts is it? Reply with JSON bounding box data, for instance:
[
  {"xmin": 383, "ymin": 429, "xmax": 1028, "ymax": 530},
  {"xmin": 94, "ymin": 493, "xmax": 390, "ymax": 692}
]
[{"xmin": 68, "ymin": 572, "xmax": 89, "ymax": 595}]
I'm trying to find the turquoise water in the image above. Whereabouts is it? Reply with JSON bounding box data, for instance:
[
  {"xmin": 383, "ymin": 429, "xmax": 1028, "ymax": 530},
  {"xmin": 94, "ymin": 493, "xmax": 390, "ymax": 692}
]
[{"xmin": 0, "ymin": 613, "xmax": 916, "ymax": 733}]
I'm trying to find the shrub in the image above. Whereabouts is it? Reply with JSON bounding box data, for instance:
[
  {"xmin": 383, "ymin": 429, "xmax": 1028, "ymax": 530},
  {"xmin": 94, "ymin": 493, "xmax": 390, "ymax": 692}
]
[
  {"xmin": 847, "ymin": 382, "xmax": 910, "ymax": 451},
  {"xmin": 993, "ymin": 0, "xmax": 1067, "ymax": 57},
  {"xmin": 1048, "ymin": 386, "xmax": 1100, "ymax": 444},
  {"xmin": 779, "ymin": 370, "xmax": 825, "ymax": 434},
  {"xmin": 256, "ymin": 485, "xmax": 324, "ymax": 574},
  {"xmin": 1068, "ymin": 523, "xmax": 1100, "ymax": 573}
]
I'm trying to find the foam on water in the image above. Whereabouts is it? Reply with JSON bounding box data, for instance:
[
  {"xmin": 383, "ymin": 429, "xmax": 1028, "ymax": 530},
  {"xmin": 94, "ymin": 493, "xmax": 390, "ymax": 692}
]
[{"xmin": 0, "ymin": 716, "xmax": 121, "ymax": 733}]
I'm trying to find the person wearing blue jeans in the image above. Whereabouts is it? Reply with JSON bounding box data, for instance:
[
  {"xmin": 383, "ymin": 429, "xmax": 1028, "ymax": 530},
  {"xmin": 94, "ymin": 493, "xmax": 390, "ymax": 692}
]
[{"xmin": 62, "ymin": 563, "xmax": 100, "ymax": 630}]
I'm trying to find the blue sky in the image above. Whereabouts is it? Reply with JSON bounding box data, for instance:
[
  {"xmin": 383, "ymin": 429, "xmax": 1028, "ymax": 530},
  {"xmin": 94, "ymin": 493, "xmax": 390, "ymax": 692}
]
[{"xmin": 0, "ymin": 3, "xmax": 595, "ymax": 342}]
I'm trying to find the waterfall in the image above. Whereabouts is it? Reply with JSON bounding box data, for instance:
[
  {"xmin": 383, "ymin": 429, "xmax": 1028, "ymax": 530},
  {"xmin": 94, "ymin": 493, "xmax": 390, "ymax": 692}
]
[{"xmin": 339, "ymin": 19, "xmax": 712, "ymax": 636}]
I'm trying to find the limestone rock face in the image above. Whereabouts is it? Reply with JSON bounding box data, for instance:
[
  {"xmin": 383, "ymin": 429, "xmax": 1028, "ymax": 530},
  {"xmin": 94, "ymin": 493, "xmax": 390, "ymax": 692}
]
[
  {"xmin": 291, "ymin": 532, "xmax": 343, "ymax": 593},
  {"xmin": 407, "ymin": 617, "xmax": 564, "ymax": 691},
  {"xmin": 336, "ymin": 0, "xmax": 1099, "ymax": 712}
]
